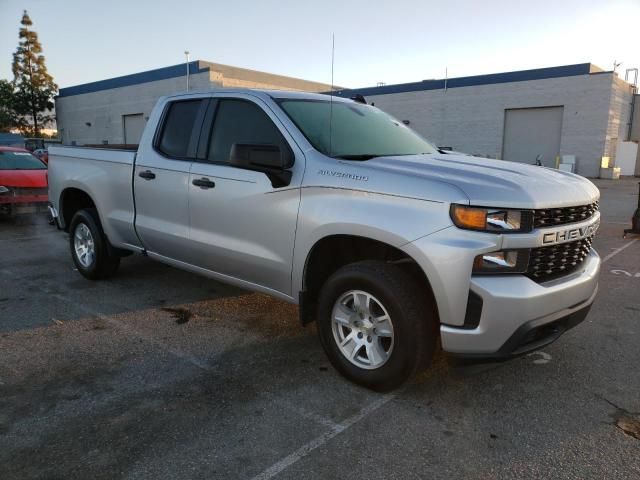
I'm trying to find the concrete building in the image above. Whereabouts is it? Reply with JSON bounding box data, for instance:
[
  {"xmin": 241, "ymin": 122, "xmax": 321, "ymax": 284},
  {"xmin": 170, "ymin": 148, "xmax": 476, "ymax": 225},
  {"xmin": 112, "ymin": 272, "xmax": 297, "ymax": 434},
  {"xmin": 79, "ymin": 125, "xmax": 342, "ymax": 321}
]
[
  {"xmin": 332, "ymin": 63, "xmax": 638, "ymax": 177},
  {"xmin": 55, "ymin": 60, "xmax": 333, "ymax": 146}
]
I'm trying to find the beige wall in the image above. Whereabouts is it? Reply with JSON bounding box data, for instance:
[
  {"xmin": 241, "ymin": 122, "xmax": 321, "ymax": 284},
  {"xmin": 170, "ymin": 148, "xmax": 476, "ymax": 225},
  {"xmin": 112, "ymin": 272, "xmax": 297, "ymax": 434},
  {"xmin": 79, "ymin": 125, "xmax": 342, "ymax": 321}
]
[
  {"xmin": 56, "ymin": 71, "xmax": 213, "ymax": 146},
  {"xmin": 204, "ymin": 62, "xmax": 333, "ymax": 92},
  {"xmin": 55, "ymin": 61, "xmax": 333, "ymax": 146},
  {"xmin": 368, "ymin": 73, "xmax": 620, "ymax": 177},
  {"xmin": 604, "ymin": 77, "xmax": 635, "ymax": 161}
]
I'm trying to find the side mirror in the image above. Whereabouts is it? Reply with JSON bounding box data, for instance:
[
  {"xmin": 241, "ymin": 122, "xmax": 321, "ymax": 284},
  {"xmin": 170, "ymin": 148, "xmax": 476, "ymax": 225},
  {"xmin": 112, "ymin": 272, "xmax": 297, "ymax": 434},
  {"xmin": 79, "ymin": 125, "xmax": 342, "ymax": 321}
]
[
  {"xmin": 229, "ymin": 143, "xmax": 293, "ymax": 187},
  {"xmin": 230, "ymin": 143, "xmax": 293, "ymax": 169}
]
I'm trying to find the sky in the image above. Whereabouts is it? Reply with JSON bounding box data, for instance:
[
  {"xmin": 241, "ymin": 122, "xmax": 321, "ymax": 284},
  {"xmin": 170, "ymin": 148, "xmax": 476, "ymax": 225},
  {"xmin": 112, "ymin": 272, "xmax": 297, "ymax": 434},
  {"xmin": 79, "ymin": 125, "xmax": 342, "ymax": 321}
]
[{"xmin": 1, "ymin": 0, "xmax": 639, "ymax": 90}]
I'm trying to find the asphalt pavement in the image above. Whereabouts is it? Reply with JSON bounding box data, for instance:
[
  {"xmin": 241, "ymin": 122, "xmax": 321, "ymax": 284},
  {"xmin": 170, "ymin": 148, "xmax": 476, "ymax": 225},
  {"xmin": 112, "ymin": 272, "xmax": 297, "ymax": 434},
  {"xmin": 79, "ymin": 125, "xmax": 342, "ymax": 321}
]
[{"xmin": 1, "ymin": 178, "xmax": 639, "ymax": 479}]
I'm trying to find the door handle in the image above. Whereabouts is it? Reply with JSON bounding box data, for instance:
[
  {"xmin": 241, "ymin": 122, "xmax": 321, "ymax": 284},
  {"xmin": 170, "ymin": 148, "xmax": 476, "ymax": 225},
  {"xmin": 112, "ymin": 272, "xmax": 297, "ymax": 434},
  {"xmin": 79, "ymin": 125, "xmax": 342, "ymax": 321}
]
[
  {"xmin": 139, "ymin": 170, "xmax": 156, "ymax": 180},
  {"xmin": 192, "ymin": 177, "xmax": 216, "ymax": 189}
]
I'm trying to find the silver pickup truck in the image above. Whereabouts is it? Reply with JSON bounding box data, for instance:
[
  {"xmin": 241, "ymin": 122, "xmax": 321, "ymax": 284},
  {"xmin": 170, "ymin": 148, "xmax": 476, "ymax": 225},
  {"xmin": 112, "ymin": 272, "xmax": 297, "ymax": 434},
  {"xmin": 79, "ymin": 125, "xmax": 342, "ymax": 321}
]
[{"xmin": 48, "ymin": 89, "xmax": 601, "ymax": 390}]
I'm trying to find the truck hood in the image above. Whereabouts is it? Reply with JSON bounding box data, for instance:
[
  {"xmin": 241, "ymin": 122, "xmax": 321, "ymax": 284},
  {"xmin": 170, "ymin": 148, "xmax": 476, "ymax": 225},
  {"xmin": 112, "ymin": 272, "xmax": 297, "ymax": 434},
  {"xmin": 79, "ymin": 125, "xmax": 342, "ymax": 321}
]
[{"xmin": 363, "ymin": 154, "xmax": 599, "ymax": 209}]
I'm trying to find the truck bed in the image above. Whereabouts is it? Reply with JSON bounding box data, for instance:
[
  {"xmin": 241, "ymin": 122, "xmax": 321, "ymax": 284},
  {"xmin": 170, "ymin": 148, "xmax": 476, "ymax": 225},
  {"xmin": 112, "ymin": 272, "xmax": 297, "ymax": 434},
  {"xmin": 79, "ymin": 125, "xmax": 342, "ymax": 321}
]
[
  {"xmin": 83, "ymin": 144, "xmax": 139, "ymax": 150},
  {"xmin": 48, "ymin": 145, "xmax": 137, "ymax": 163},
  {"xmin": 48, "ymin": 145, "xmax": 140, "ymax": 249}
]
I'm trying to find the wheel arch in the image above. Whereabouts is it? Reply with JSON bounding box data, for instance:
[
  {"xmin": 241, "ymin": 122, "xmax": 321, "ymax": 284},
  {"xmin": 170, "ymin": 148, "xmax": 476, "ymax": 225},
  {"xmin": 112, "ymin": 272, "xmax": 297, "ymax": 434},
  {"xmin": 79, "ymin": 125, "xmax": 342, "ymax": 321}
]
[
  {"xmin": 298, "ymin": 234, "xmax": 439, "ymax": 326},
  {"xmin": 59, "ymin": 187, "xmax": 98, "ymax": 232}
]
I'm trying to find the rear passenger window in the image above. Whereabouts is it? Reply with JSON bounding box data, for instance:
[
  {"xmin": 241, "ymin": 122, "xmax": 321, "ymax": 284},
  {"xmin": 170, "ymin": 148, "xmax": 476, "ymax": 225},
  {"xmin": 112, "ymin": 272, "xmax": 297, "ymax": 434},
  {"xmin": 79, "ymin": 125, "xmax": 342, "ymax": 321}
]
[
  {"xmin": 208, "ymin": 99, "xmax": 287, "ymax": 163},
  {"xmin": 157, "ymin": 100, "xmax": 203, "ymax": 158}
]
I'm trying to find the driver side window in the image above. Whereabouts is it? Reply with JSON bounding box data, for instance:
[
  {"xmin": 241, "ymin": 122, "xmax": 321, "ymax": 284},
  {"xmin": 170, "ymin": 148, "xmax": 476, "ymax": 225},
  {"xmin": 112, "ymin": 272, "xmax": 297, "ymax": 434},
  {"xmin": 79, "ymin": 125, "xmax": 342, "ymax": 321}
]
[{"xmin": 207, "ymin": 99, "xmax": 288, "ymax": 164}]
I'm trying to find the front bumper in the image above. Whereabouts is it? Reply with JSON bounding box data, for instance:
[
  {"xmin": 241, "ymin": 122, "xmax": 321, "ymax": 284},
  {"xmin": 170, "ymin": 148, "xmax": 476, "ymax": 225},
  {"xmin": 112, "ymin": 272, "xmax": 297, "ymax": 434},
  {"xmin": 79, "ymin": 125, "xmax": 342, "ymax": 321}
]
[
  {"xmin": 0, "ymin": 196, "xmax": 48, "ymax": 205},
  {"xmin": 0, "ymin": 195, "xmax": 49, "ymax": 216},
  {"xmin": 466, "ymin": 303, "xmax": 593, "ymax": 359},
  {"xmin": 441, "ymin": 249, "xmax": 600, "ymax": 356}
]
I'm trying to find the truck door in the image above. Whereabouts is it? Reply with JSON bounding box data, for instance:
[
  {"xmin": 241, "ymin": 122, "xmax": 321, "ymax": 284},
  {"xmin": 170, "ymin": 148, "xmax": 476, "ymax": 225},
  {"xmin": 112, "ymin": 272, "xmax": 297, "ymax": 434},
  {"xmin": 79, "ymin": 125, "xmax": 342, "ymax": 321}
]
[
  {"xmin": 187, "ymin": 96, "xmax": 304, "ymax": 297},
  {"xmin": 134, "ymin": 99, "xmax": 208, "ymax": 261}
]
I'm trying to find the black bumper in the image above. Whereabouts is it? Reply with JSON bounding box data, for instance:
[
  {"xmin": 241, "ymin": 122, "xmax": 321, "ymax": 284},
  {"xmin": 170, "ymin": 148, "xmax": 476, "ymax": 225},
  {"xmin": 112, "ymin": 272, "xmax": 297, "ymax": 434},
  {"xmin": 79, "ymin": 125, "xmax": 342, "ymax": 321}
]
[{"xmin": 452, "ymin": 303, "xmax": 592, "ymax": 360}]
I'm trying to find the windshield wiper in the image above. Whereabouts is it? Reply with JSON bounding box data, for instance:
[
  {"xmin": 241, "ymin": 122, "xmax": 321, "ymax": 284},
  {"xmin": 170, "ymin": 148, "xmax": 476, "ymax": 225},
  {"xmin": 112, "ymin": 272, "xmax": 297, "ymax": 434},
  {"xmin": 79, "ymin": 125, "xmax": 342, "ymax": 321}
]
[
  {"xmin": 333, "ymin": 153, "xmax": 434, "ymax": 160},
  {"xmin": 332, "ymin": 154, "xmax": 383, "ymax": 160}
]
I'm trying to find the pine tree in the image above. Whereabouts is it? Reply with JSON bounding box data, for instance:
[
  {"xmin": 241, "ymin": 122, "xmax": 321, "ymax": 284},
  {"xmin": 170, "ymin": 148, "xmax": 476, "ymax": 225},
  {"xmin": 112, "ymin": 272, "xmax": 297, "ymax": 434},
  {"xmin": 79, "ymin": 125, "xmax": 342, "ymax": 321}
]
[{"xmin": 11, "ymin": 10, "xmax": 58, "ymax": 137}]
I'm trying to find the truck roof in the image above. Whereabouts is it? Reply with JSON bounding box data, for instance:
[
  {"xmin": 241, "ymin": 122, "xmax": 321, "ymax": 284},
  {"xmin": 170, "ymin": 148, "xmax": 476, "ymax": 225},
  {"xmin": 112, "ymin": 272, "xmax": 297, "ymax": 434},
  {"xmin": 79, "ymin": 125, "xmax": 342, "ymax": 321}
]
[{"xmin": 164, "ymin": 88, "xmax": 354, "ymax": 103}]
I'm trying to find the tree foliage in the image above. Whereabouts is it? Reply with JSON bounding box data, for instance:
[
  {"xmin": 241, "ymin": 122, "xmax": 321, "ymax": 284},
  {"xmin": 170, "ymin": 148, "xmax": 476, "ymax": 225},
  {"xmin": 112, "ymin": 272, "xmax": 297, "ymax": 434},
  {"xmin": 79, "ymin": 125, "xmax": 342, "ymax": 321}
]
[
  {"xmin": 0, "ymin": 79, "xmax": 19, "ymax": 132},
  {"xmin": 11, "ymin": 10, "xmax": 57, "ymax": 136}
]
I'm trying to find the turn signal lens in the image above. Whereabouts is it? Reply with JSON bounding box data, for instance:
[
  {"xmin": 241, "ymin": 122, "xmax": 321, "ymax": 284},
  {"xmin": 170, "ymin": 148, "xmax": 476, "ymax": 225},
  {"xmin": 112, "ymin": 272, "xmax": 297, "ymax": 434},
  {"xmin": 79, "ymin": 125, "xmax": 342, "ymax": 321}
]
[
  {"xmin": 451, "ymin": 205, "xmax": 487, "ymax": 230},
  {"xmin": 450, "ymin": 205, "xmax": 531, "ymax": 233}
]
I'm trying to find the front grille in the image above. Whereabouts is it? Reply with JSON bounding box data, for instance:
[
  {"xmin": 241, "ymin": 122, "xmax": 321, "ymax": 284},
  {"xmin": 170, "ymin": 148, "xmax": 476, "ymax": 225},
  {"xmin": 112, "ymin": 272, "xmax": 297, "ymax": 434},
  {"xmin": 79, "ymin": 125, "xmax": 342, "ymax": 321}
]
[
  {"xmin": 527, "ymin": 236, "xmax": 593, "ymax": 282},
  {"xmin": 533, "ymin": 202, "xmax": 599, "ymax": 229}
]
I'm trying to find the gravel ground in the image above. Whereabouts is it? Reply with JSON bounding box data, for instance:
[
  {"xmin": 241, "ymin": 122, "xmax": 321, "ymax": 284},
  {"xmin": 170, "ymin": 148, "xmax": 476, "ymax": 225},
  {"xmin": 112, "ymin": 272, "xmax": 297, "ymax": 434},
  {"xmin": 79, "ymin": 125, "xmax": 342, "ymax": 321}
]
[{"xmin": 1, "ymin": 178, "xmax": 639, "ymax": 479}]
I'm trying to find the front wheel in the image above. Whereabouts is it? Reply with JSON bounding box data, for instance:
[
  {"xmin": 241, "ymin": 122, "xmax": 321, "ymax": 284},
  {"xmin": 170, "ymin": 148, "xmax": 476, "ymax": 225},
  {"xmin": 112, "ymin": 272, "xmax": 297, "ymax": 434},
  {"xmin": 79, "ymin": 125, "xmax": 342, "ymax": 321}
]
[
  {"xmin": 69, "ymin": 208, "xmax": 120, "ymax": 280},
  {"xmin": 316, "ymin": 261, "xmax": 437, "ymax": 391}
]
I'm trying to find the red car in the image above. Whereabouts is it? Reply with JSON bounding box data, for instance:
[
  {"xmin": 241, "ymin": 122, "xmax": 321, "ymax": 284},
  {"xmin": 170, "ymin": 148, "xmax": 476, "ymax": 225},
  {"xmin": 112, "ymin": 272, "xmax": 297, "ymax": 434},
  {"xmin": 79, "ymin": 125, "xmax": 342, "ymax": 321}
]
[
  {"xmin": 32, "ymin": 148, "xmax": 49, "ymax": 164},
  {"xmin": 0, "ymin": 146, "xmax": 49, "ymax": 217}
]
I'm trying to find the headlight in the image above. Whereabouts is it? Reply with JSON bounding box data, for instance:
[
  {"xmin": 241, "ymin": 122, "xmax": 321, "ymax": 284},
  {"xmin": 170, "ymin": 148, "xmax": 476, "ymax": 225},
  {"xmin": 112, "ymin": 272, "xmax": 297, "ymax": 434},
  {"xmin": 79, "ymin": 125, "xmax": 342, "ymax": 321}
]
[
  {"xmin": 450, "ymin": 205, "xmax": 532, "ymax": 233},
  {"xmin": 473, "ymin": 250, "xmax": 529, "ymax": 274},
  {"xmin": 0, "ymin": 186, "xmax": 10, "ymax": 194}
]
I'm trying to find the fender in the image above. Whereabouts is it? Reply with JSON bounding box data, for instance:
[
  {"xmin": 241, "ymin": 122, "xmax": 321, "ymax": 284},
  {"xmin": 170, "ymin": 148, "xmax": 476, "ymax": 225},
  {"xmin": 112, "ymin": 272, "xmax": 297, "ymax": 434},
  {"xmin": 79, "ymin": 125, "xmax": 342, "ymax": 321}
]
[{"xmin": 291, "ymin": 186, "xmax": 453, "ymax": 297}]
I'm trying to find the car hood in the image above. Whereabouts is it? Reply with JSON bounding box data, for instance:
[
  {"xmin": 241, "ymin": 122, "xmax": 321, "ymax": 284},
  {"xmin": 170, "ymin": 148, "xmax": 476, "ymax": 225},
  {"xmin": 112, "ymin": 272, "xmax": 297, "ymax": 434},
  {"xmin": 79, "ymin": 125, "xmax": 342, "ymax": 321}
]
[
  {"xmin": 0, "ymin": 169, "xmax": 48, "ymax": 188},
  {"xmin": 363, "ymin": 154, "xmax": 599, "ymax": 209}
]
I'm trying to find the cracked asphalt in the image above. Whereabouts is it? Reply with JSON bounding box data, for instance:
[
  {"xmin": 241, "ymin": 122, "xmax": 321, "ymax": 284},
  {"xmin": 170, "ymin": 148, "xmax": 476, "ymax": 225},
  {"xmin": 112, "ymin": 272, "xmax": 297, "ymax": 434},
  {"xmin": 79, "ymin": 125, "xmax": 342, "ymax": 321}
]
[{"xmin": 1, "ymin": 178, "xmax": 639, "ymax": 479}]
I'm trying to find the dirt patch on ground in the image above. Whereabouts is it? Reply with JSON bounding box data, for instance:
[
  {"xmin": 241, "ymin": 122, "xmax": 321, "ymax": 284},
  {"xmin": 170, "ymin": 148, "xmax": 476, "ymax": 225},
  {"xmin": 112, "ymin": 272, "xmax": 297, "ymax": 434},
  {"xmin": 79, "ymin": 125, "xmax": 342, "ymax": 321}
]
[{"xmin": 161, "ymin": 307, "xmax": 193, "ymax": 324}]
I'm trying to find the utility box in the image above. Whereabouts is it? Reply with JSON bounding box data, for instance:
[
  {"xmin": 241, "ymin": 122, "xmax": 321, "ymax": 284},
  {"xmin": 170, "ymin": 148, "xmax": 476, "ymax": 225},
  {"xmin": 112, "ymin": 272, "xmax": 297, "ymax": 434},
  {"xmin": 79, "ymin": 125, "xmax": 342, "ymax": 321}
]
[
  {"xmin": 559, "ymin": 154, "xmax": 576, "ymax": 173},
  {"xmin": 600, "ymin": 167, "xmax": 621, "ymax": 179},
  {"xmin": 615, "ymin": 141, "xmax": 639, "ymax": 176}
]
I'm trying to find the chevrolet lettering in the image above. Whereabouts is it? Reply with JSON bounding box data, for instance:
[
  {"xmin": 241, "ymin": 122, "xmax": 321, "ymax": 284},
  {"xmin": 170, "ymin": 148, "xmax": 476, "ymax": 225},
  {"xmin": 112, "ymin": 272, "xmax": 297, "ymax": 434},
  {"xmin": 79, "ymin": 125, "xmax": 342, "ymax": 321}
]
[
  {"xmin": 542, "ymin": 220, "xmax": 600, "ymax": 245},
  {"xmin": 48, "ymin": 89, "xmax": 601, "ymax": 391}
]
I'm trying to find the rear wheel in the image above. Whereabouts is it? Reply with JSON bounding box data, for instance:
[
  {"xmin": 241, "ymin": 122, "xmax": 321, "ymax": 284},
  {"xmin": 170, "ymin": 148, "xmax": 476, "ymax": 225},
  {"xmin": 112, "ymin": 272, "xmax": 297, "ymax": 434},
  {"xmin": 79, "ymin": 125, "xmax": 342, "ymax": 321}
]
[
  {"xmin": 69, "ymin": 209, "xmax": 120, "ymax": 280},
  {"xmin": 316, "ymin": 261, "xmax": 436, "ymax": 391}
]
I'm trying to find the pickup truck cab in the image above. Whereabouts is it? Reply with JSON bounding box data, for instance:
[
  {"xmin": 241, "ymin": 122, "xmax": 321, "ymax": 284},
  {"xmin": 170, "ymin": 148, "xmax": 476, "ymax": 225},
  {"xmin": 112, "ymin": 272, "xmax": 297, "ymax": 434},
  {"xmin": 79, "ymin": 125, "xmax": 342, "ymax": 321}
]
[{"xmin": 48, "ymin": 89, "xmax": 600, "ymax": 390}]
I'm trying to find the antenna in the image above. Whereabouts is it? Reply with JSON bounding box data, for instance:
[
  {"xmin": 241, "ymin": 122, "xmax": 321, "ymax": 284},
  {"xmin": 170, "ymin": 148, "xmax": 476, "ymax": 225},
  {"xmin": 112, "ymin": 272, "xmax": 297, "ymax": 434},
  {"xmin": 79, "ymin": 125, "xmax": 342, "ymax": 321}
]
[
  {"xmin": 613, "ymin": 60, "xmax": 622, "ymax": 74},
  {"xmin": 329, "ymin": 33, "xmax": 335, "ymax": 157},
  {"xmin": 444, "ymin": 67, "xmax": 448, "ymax": 93},
  {"xmin": 184, "ymin": 50, "xmax": 190, "ymax": 91}
]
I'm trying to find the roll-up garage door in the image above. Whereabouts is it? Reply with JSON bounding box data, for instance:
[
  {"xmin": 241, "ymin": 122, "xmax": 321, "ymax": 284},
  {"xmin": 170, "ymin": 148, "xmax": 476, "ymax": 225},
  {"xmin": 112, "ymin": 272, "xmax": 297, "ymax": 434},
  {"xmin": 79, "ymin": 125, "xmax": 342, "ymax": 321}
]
[
  {"xmin": 123, "ymin": 113, "xmax": 145, "ymax": 145},
  {"xmin": 502, "ymin": 107, "xmax": 563, "ymax": 168}
]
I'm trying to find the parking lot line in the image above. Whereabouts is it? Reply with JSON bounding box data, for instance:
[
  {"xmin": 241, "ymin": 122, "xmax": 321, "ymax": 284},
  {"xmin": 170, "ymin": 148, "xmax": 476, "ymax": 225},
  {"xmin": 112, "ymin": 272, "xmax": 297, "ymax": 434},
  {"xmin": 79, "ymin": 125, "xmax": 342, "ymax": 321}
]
[
  {"xmin": 250, "ymin": 392, "xmax": 397, "ymax": 480},
  {"xmin": 602, "ymin": 238, "xmax": 638, "ymax": 263},
  {"xmin": 40, "ymin": 286, "xmax": 347, "ymax": 440},
  {"xmin": 43, "ymin": 289, "xmax": 215, "ymax": 372},
  {"xmin": 271, "ymin": 398, "xmax": 343, "ymax": 430}
]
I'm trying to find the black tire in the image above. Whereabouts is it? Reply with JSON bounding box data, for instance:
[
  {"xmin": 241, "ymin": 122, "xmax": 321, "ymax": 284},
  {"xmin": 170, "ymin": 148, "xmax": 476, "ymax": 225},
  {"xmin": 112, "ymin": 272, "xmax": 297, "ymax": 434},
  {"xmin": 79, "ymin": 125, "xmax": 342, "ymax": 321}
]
[
  {"xmin": 316, "ymin": 260, "xmax": 437, "ymax": 391},
  {"xmin": 69, "ymin": 208, "xmax": 120, "ymax": 280}
]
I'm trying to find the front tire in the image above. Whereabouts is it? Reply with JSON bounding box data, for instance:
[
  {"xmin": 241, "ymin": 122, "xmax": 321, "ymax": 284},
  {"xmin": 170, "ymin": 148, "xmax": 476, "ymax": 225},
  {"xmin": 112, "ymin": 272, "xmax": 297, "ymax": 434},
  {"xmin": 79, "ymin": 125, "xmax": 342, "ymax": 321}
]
[
  {"xmin": 316, "ymin": 261, "xmax": 436, "ymax": 391},
  {"xmin": 69, "ymin": 208, "xmax": 120, "ymax": 280}
]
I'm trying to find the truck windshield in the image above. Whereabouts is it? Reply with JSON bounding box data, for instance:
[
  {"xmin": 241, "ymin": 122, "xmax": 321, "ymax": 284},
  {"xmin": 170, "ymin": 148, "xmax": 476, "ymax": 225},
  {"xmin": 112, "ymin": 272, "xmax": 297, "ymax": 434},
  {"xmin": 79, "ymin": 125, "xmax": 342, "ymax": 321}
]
[
  {"xmin": 0, "ymin": 151, "xmax": 47, "ymax": 170},
  {"xmin": 278, "ymin": 99, "xmax": 436, "ymax": 159}
]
